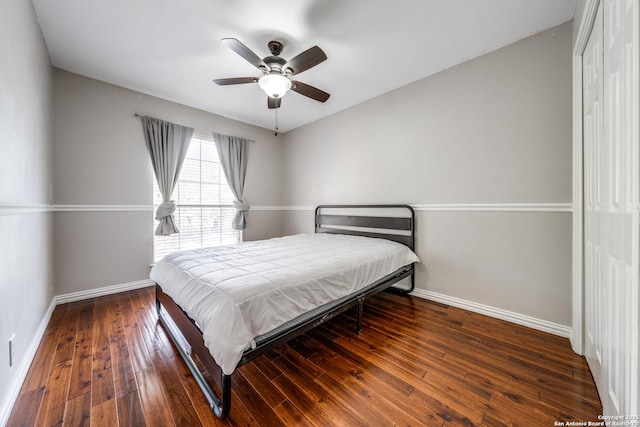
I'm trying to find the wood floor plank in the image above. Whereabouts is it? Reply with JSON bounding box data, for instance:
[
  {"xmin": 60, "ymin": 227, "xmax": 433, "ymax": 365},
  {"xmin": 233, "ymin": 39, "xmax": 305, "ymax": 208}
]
[
  {"xmin": 162, "ymin": 342, "xmax": 231, "ymax": 427},
  {"xmin": 338, "ymin": 372, "xmax": 429, "ymax": 427},
  {"xmin": 52, "ymin": 305, "xmax": 81, "ymax": 366},
  {"xmin": 149, "ymin": 348, "xmax": 203, "ymax": 426},
  {"xmin": 236, "ymin": 362, "xmax": 287, "ymax": 407},
  {"xmin": 272, "ymin": 345, "xmax": 391, "ymax": 426},
  {"xmin": 90, "ymin": 398, "xmax": 118, "ymax": 427},
  {"xmin": 135, "ymin": 367, "xmax": 175, "ymax": 427},
  {"xmin": 418, "ymin": 370, "xmax": 491, "ymax": 423},
  {"xmin": 231, "ymin": 372, "xmax": 287, "ymax": 427},
  {"xmin": 91, "ymin": 367, "xmax": 116, "ymax": 407},
  {"xmin": 226, "ymin": 389, "xmax": 263, "ymax": 426},
  {"xmin": 116, "ymin": 390, "xmax": 147, "ymax": 427},
  {"xmin": 111, "ymin": 332, "xmax": 137, "ymax": 398},
  {"xmin": 92, "ymin": 300, "xmax": 112, "ymax": 375},
  {"xmin": 161, "ymin": 384, "xmax": 202, "ymax": 427},
  {"xmin": 252, "ymin": 354, "xmax": 283, "ymax": 381},
  {"xmin": 313, "ymin": 372, "xmax": 396, "ymax": 426},
  {"xmin": 271, "ymin": 371, "xmax": 351, "ymax": 427},
  {"xmin": 68, "ymin": 328, "xmax": 93, "ymax": 401},
  {"xmin": 77, "ymin": 300, "xmax": 95, "ymax": 331},
  {"xmin": 18, "ymin": 327, "xmax": 61, "ymax": 394},
  {"xmin": 272, "ymin": 399, "xmax": 315, "ymax": 427},
  {"xmin": 305, "ymin": 337, "xmax": 363, "ymax": 385},
  {"xmin": 8, "ymin": 287, "xmax": 602, "ymax": 426},
  {"xmin": 33, "ymin": 360, "xmax": 73, "ymax": 427},
  {"xmin": 63, "ymin": 392, "xmax": 91, "ymax": 427},
  {"xmin": 120, "ymin": 295, "xmax": 153, "ymax": 375},
  {"xmin": 311, "ymin": 329, "xmax": 417, "ymax": 396},
  {"xmin": 6, "ymin": 386, "xmax": 45, "ymax": 427}
]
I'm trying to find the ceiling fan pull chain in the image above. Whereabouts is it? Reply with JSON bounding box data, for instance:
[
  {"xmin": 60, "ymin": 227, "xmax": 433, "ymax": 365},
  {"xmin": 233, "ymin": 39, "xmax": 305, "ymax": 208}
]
[{"xmin": 274, "ymin": 109, "xmax": 279, "ymax": 136}]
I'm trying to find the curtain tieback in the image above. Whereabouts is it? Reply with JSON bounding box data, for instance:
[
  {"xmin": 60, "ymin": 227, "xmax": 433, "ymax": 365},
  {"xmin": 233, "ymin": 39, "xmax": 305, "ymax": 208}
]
[
  {"xmin": 156, "ymin": 201, "xmax": 177, "ymax": 220},
  {"xmin": 233, "ymin": 200, "xmax": 250, "ymax": 212}
]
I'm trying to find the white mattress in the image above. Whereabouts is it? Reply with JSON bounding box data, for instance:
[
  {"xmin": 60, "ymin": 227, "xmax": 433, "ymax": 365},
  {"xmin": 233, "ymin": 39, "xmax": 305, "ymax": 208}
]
[{"xmin": 150, "ymin": 233, "xmax": 420, "ymax": 375}]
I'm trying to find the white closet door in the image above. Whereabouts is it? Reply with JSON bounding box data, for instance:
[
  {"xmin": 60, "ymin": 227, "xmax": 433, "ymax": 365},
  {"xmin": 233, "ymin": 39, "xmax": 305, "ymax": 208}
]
[
  {"xmin": 584, "ymin": 0, "xmax": 639, "ymax": 416},
  {"xmin": 603, "ymin": 0, "xmax": 638, "ymax": 415},
  {"xmin": 583, "ymin": 0, "xmax": 605, "ymax": 398}
]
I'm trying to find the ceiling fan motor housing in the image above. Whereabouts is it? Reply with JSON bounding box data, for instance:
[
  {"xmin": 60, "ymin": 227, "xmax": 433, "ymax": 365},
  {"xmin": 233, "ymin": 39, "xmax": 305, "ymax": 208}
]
[
  {"xmin": 264, "ymin": 56, "xmax": 286, "ymax": 73},
  {"xmin": 264, "ymin": 41, "xmax": 286, "ymax": 74},
  {"xmin": 267, "ymin": 40, "xmax": 283, "ymax": 56}
]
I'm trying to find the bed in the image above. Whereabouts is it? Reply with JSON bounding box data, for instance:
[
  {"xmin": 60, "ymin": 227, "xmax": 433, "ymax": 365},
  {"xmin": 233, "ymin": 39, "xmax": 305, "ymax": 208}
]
[{"xmin": 152, "ymin": 204, "xmax": 419, "ymax": 419}]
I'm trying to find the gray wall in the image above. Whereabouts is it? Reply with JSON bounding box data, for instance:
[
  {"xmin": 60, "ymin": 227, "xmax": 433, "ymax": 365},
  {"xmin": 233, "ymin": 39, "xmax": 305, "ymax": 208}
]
[
  {"xmin": 0, "ymin": 0, "xmax": 54, "ymax": 418},
  {"xmin": 53, "ymin": 70, "xmax": 284, "ymax": 295},
  {"xmin": 281, "ymin": 22, "xmax": 573, "ymax": 326}
]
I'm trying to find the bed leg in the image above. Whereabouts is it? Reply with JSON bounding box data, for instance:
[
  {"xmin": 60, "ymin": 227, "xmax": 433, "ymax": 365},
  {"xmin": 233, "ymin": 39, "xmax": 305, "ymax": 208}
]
[
  {"xmin": 217, "ymin": 375, "xmax": 232, "ymax": 419},
  {"xmin": 356, "ymin": 296, "xmax": 365, "ymax": 335},
  {"xmin": 409, "ymin": 271, "xmax": 415, "ymax": 293}
]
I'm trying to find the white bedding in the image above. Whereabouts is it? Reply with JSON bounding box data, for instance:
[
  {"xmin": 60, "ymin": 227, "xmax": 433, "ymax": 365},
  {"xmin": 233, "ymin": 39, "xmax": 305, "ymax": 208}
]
[{"xmin": 150, "ymin": 233, "xmax": 420, "ymax": 375}]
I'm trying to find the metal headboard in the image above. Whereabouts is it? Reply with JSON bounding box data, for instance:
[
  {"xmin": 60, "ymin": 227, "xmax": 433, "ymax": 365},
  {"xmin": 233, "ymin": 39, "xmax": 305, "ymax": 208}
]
[{"xmin": 314, "ymin": 204, "xmax": 415, "ymax": 250}]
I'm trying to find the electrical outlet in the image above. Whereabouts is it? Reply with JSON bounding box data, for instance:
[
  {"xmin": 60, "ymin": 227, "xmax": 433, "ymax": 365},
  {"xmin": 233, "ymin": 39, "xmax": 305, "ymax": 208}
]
[{"xmin": 9, "ymin": 333, "xmax": 15, "ymax": 367}]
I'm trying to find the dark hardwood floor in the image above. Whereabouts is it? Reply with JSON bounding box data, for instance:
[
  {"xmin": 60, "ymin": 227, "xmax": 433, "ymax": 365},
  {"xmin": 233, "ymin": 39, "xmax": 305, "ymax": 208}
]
[{"xmin": 7, "ymin": 287, "xmax": 602, "ymax": 426}]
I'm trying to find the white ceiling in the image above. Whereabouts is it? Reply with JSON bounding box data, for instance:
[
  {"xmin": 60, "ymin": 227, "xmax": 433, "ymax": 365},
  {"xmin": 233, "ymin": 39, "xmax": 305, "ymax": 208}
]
[{"xmin": 31, "ymin": 0, "xmax": 576, "ymax": 133}]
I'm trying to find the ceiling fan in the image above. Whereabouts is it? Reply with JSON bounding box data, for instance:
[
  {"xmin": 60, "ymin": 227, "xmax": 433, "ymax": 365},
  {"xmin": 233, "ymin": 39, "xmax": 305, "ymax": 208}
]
[{"xmin": 213, "ymin": 38, "xmax": 330, "ymax": 109}]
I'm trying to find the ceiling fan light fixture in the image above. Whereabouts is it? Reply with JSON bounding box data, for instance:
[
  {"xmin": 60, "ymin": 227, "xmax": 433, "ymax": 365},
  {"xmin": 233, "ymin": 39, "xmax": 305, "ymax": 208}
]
[{"xmin": 258, "ymin": 73, "xmax": 291, "ymax": 98}]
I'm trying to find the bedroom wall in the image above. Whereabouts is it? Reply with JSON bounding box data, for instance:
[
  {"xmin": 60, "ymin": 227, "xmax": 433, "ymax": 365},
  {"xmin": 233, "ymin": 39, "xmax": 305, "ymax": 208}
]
[
  {"xmin": 0, "ymin": 0, "xmax": 54, "ymax": 422},
  {"xmin": 52, "ymin": 70, "xmax": 283, "ymax": 295},
  {"xmin": 281, "ymin": 22, "xmax": 573, "ymax": 329}
]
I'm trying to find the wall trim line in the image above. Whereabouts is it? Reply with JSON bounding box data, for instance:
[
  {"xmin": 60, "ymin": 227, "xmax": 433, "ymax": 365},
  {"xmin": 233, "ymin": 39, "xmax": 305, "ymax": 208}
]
[
  {"xmin": 0, "ymin": 202, "xmax": 52, "ymax": 216},
  {"xmin": 53, "ymin": 205, "xmax": 153, "ymax": 212},
  {"xmin": 2, "ymin": 203, "xmax": 573, "ymax": 214},
  {"xmin": 410, "ymin": 288, "xmax": 571, "ymax": 338},
  {"xmin": 257, "ymin": 203, "xmax": 573, "ymax": 213},
  {"xmin": 411, "ymin": 203, "xmax": 572, "ymax": 212}
]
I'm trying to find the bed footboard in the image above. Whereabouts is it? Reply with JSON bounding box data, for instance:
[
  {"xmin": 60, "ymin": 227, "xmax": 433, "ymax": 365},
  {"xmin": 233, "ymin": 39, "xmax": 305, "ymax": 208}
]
[{"xmin": 156, "ymin": 285, "xmax": 232, "ymax": 419}]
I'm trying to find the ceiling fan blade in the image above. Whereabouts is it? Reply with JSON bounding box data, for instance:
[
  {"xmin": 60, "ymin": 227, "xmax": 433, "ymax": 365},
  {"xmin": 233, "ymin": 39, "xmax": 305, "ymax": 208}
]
[
  {"xmin": 222, "ymin": 38, "xmax": 269, "ymax": 71},
  {"xmin": 213, "ymin": 77, "xmax": 258, "ymax": 85},
  {"xmin": 291, "ymin": 81, "xmax": 330, "ymax": 102},
  {"xmin": 284, "ymin": 46, "xmax": 327, "ymax": 76},
  {"xmin": 268, "ymin": 96, "xmax": 281, "ymax": 109}
]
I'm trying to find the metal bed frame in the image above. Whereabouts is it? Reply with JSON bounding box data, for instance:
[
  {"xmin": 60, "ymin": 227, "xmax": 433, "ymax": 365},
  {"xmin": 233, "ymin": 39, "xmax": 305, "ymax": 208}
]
[{"xmin": 155, "ymin": 204, "xmax": 416, "ymax": 419}]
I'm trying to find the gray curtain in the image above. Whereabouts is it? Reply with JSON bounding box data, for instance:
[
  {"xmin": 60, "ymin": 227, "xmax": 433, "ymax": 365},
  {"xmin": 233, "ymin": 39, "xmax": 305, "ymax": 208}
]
[
  {"xmin": 141, "ymin": 116, "xmax": 194, "ymax": 236},
  {"xmin": 213, "ymin": 132, "xmax": 249, "ymax": 230}
]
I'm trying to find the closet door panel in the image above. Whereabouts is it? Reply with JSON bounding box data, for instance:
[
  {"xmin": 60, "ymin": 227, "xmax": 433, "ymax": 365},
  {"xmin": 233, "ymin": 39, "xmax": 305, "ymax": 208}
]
[
  {"xmin": 584, "ymin": 0, "xmax": 639, "ymax": 416},
  {"xmin": 583, "ymin": 0, "xmax": 605, "ymax": 393}
]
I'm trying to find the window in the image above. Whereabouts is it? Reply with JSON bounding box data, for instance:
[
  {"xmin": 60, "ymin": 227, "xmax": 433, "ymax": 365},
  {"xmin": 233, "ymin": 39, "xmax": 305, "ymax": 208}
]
[{"xmin": 153, "ymin": 132, "xmax": 240, "ymax": 261}]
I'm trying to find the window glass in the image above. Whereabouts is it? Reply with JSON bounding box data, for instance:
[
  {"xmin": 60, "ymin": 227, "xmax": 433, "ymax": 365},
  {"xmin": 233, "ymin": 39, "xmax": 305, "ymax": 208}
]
[{"xmin": 153, "ymin": 133, "xmax": 241, "ymax": 261}]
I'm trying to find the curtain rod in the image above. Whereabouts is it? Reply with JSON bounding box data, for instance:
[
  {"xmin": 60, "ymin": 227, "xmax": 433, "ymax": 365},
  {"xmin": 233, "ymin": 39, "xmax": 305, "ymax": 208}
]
[{"xmin": 133, "ymin": 113, "xmax": 255, "ymax": 142}]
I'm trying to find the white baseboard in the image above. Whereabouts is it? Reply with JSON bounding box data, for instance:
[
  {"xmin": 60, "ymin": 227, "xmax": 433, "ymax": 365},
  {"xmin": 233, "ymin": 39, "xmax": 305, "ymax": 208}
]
[
  {"xmin": 55, "ymin": 279, "xmax": 155, "ymax": 305},
  {"xmin": 0, "ymin": 298, "xmax": 56, "ymax": 427},
  {"xmin": 410, "ymin": 288, "xmax": 571, "ymax": 338}
]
